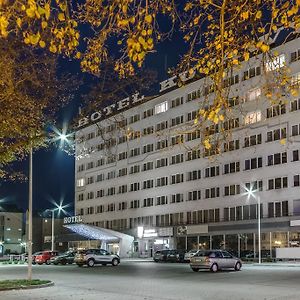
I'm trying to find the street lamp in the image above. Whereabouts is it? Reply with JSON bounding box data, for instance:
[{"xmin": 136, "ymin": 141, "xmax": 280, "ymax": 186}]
[
  {"xmin": 27, "ymin": 128, "xmax": 72, "ymax": 280},
  {"xmin": 244, "ymin": 185, "xmax": 261, "ymax": 264}
]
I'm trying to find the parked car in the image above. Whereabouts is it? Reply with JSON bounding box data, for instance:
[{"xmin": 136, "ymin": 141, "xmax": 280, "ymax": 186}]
[
  {"xmin": 29, "ymin": 251, "xmax": 43, "ymax": 264},
  {"xmin": 74, "ymin": 249, "xmax": 120, "ymax": 267},
  {"xmin": 184, "ymin": 249, "xmax": 199, "ymax": 262},
  {"xmin": 50, "ymin": 251, "xmax": 75, "ymax": 265},
  {"xmin": 153, "ymin": 249, "xmax": 186, "ymax": 263},
  {"xmin": 35, "ymin": 250, "xmax": 59, "ymax": 265},
  {"xmin": 190, "ymin": 250, "xmax": 242, "ymax": 272}
]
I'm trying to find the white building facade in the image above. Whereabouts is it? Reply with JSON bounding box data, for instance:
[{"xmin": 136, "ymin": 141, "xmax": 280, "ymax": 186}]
[{"xmin": 75, "ymin": 35, "xmax": 300, "ymax": 258}]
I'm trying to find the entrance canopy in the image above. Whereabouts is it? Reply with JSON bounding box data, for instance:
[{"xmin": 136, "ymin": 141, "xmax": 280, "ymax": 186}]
[{"xmin": 64, "ymin": 223, "xmax": 132, "ymax": 242}]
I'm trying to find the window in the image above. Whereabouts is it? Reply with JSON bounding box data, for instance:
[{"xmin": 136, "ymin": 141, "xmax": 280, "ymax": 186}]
[
  {"xmin": 244, "ymin": 134, "xmax": 262, "ymax": 147},
  {"xmin": 96, "ymin": 189, "xmax": 104, "ymax": 198},
  {"xmin": 187, "ymin": 190, "xmax": 201, "ymax": 201},
  {"xmin": 223, "ymin": 118, "xmax": 239, "ymax": 130},
  {"xmin": 129, "ymin": 114, "xmax": 140, "ymax": 124},
  {"xmin": 291, "ymin": 49, "xmax": 300, "ymax": 62},
  {"xmin": 186, "ymin": 149, "xmax": 201, "ymax": 161},
  {"xmin": 243, "ymin": 66, "xmax": 261, "ymax": 80},
  {"xmin": 96, "ymin": 205, "xmax": 105, "ymax": 213},
  {"xmin": 292, "ymin": 150, "xmax": 299, "ymax": 162},
  {"xmin": 187, "ymin": 110, "xmax": 197, "ymax": 122},
  {"xmin": 156, "ymin": 176, "xmax": 168, "ymax": 187},
  {"xmin": 244, "ymin": 157, "xmax": 262, "ymax": 170},
  {"xmin": 187, "ymin": 170, "xmax": 201, "ymax": 181},
  {"xmin": 130, "ymin": 182, "xmax": 140, "ymax": 192},
  {"xmin": 171, "ymin": 135, "xmax": 184, "ymax": 145},
  {"xmin": 107, "ymin": 187, "xmax": 115, "ymax": 196},
  {"xmin": 77, "ymin": 178, "xmax": 85, "ymax": 187},
  {"xmin": 143, "ymin": 161, "xmax": 154, "ymax": 171},
  {"xmin": 227, "ymin": 96, "xmax": 239, "ymax": 107},
  {"xmin": 129, "ymin": 164, "xmax": 140, "ymax": 174},
  {"xmin": 156, "ymin": 157, "xmax": 168, "ymax": 168},
  {"xmin": 118, "ymin": 202, "xmax": 127, "ymax": 211},
  {"xmin": 143, "ymin": 126, "xmax": 154, "ymax": 136},
  {"xmin": 205, "ymin": 166, "xmax": 220, "ymax": 177},
  {"xmin": 224, "ymin": 162, "xmax": 240, "ymax": 174},
  {"xmin": 224, "ymin": 185, "xmax": 240, "ymax": 196},
  {"xmin": 107, "ymin": 170, "xmax": 116, "ymax": 180},
  {"xmin": 223, "ymin": 74, "xmax": 239, "ymax": 87},
  {"xmin": 86, "ymin": 131, "xmax": 95, "ymax": 140},
  {"xmin": 156, "ymin": 139, "xmax": 168, "ymax": 150},
  {"xmin": 171, "ymin": 115, "xmax": 184, "ymax": 127},
  {"xmin": 130, "ymin": 147, "xmax": 140, "ymax": 157},
  {"xmin": 143, "ymin": 198, "xmax": 154, "ymax": 207},
  {"xmin": 204, "ymin": 143, "xmax": 220, "ymax": 157},
  {"xmin": 156, "ymin": 196, "xmax": 168, "ymax": 205},
  {"xmin": 87, "ymin": 176, "xmax": 94, "ymax": 184},
  {"xmin": 128, "ymin": 131, "xmax": 141, "ymax": 140},
  {"xmin": 205, "ymin": 187, "xmax": 220, "ymax": 199},
  {"xmin": 118, "ymin": 185, "xmax": 127, "ymax": 194},
  {"xmin": 143, "ymin": 108, "xmax": 154, "ymax": 118},
  {"xmin": 205, "ymin": 124, "xmax": 219, "ymax": 136},
  {"xmin": 291, "ymin": 72, "xmax": 300, "ymax": 86},
  {"xmin": 224, "ymin": 140, "xmax": 239, "ymax": 152},
  {"xmin": 171, "ymin": 193, "xmax": 184, "ymax": 203},
  {"xmin": 156, "ymin": 121, "xmax": 168, "ymax": 132},
  {"xmin": 155, "ymin": 101, "xmax": 168, "ymax": 114},
  {"xmin": 130, "ymin": 200, "xmax": 140, "ymax": 209},
  {"xmin": 268, "ymin": 177, "xmax": 288, "ymax": 190},
  {"xmin": 86, "ymin": 161, "xmax": 94, "ymax": 170},
  {"xmin": 118, "ymin": 168, "xmax": 127, "ymax": 177},
  {"xmin": 171, "ymin": 97, "xmax": 183, "ymax": 108},
  {"xmin": 294, "ymin": 175, "xmax": 300, "ymax": 187},
  {"xmin": 118, "ymin": 151, "xmax": 127, "ymax": 161},
  {"xmin": 291, "ymin": 99, "xmax": 300, "ymax": 112},
  {"xmin": 266, "ymin": 54, "xmax": 285, "ymax": 71},
  {"xmin": 187, "ymin": 89, "xmax": 201, "ymax": 102},
  {"xmin": 245, "ymin": 111, "xmax": 262, "ymax": 124},
  {"xmin": 78, "ymin": 193, "xmax": 84, "ymax": 201},
  {"xmin": 266, "ymin": 104, "xmax": 286, "ymax": 118},
  {"xmin": 268, "ymin": 201, "xmax": 289, "ymax": 217},
  {"xmin": 78, "ymin": 164, "xmax": 85, "ymax": 172},
  {"xmin": 171, "ymin": 173, "xmax": 184, "ymax": 184},
  {"xmin": 143, "ymin": 143, "xmax": 154, "ymax": 154},
  {"xmin": 267, "ymin": 152, "xmax": 287, "ymax": 166},
  {"xmin": 266, "ymin": 127, "xmax": 287, "ymax": 142},
  {"xmin": 118, "ymin": 135, "xmax": 127, "ymax": 144},
  {"xmin": 292, "ymin": 124, "xmax": 300, "ymax": 136},
  {"xmin": 171, "ymin": 153, "xmax": 184, "ymax": 164},
  {"xmin": 143, "ymin": 179, "xmax": 154, "ymax": 189},
  {"xmin": 245, "ymin": 180, "xmax": 263, "ymax": 192},
  {"xmin": 87, "ymin": 191, "xmax": 94, "ymax": 200},
  {"xmin": 245, "ymin": 87, "xmax": 261, "ymax": 102},
  {"xmin": 186, "ymin": 130, "xmax": 200, "ymax": 141}
]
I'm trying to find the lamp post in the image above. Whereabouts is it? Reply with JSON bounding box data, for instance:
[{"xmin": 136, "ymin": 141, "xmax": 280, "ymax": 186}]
[{"xmin": 245, "ymin": 186, "xmax": 261, "ymax": 264}]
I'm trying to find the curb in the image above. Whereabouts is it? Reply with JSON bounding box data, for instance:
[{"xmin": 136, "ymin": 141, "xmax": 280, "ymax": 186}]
[{"xmin": 0, "ymin": 281, "xmax": 54, "ymax": 291}]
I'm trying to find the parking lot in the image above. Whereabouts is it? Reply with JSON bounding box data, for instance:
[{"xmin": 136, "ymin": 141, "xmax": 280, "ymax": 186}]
[{"xmin": 1, "ymin": 261, "xmax": 300, "ymax": 300}]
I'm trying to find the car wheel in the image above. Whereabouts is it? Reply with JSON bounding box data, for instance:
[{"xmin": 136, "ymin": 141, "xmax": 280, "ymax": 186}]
[
  {"xmin": 210, "ymin": 263, "xmax": 218, "ymax": 273},
  {"xmin": 38, "ymin": 262, "xmax": 43, "ymax": 265},
  {"xmin": 32, "ymin": 261, "xmax": 36, "ymax": 265},
  {"xmin": 87, "ymin": 259, "xmax": 95, "ymax": 267},
  {"xmin": 154, "ymin": 259, "xmax": 159, "ymax": 262},
  {"xmin": 192, "ymin": 268, "xmax": 199, "ymax": 272},
  {"xmin": 112, "ymin": 258, "xmax": 119, "ymax": 266},
  {"xmin": 234, "ymin": 262, "xmax": 242, "ymax": 271},
  {"xmin": 61, "ymin": 260, "xmax": 67, "ymax": 265}
]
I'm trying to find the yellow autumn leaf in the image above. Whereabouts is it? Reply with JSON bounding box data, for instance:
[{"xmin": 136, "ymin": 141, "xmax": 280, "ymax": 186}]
[
  {"xmin": 58, "ymin": 13, "xmax": 65, "ymax": 21},
  {"xmin": 204, "ymin": 139, "xmax": 211, "ymax": 150},
  {"xmin": 26, "ymin": 8, "xmax": 35, "ymax": 18},
  {"xmin": 244, "ymin": 52, "xmax": 250, "ymax": 61},
  {"xmin": 291, "ymin": 89, "xmax": 299, "ymax": 97},
  {"xmin": 280, "ymin": 139, "xmax": 286, "ymax": 145},
  {"xmin": 39, "ymin": 40, "xmax": 46, "ymax": 48},
  {"xmin": 42, "ymin": 21, "xmax": 47, "ymax": 29},
  {"xmin": 261, "ymin": 44, "xmax": 270, "ymax": 52},
  {"xmin": 256, "ymin": 10, "xmax": 262, "ymax": 19},
  {"xmin": 145, "ymin": 15, "xmax": 152, "ymax": 24},
  {"xmin": 16, "ymin": 18, "xmax": 22, "ymax": 28}
]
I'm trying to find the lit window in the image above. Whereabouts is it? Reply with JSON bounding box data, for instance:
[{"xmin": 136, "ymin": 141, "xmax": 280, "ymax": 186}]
[
  {"xmin": 155, "ymin": 101, "xmax": 168, "ymax": 114},
  {"xmin": 6, "ymin": 238, "xmax": 10, "ymax": 241},
  {"xmin": 76, "ymin": 178, "xmax": 85, "ymax": 187},
  {"xmin": 244, "ymin": 111, "xmax": 261, "ymax": 125},
  {"xmin": 246, "ymin": 87, "xmax": 261, "ymax": 102},
  {"xmin": 18, "ymin": 238, "xmax": 21, "ymax": 241},
  {"xmin": 291, "ymin": 72, "xmax": 300, "ymax": 86},
  {"xmin": 6, "ymin": 228, "xmax": 11, "ymax": 231},
  {"xmin": 266, "ymin": 54, "xmax": 285, "ymax": 72}
]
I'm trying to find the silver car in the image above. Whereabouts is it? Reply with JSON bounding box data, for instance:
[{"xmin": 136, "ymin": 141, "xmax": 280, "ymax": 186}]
[
  {"xmin": 74, "ymin": 249, "xmax": 120, "ymax": 267},
  {"xmin": 184, "ymin": 249, "xmax": 199, "ymax": 262},
  {"xmin": 189, "ymin": 250, "xmax": 242, "ymax": 272}
]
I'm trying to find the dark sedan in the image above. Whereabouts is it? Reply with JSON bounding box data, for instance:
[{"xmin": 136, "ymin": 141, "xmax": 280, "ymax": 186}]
[{"xmin": 50, "ymin": 251, "xmax": 75, "ymax": 265}]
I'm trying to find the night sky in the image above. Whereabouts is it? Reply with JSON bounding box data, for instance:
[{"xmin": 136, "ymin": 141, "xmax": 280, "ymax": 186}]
[{"xmin": 0, "ymin": 33, "xmax": 187, "ymax": 215}]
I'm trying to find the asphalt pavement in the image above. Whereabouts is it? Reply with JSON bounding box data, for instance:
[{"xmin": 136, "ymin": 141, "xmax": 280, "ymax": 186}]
[{"xmin": 0, "ymin": 261, "xmax": 300, "ymax": 300}]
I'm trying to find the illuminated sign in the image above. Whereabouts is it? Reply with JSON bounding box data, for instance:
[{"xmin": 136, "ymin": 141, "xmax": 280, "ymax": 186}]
[
  {"xmin": 143, "ymin": 229, "xmax": 158, "ymax": 238},
  {"xmin": 63, "ymin": 215, "xmax": 83, "ymax": 225},
  {"xmin": 78, "ymin": 93, "xmax": 145, "ymax": 128}
]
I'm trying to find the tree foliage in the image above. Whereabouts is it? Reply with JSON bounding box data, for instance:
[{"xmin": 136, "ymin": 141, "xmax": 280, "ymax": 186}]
[{"xmin": 0, "ymin": 38, "xmax": 75, "ymax": 178}]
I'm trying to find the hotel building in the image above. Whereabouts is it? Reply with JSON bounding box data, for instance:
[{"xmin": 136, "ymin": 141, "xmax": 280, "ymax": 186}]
[{"xmin": 75, "ymin": 34, "xmax": 300, "ymax": 257}]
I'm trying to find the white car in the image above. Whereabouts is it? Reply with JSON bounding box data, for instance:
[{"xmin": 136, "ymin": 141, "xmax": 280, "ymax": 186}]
[
  {"xmin": 184, "ymin": 249, "xmax": 199, "ymax": 262},
  {"xmin": 74, "ymin": 249, "xmax": 120, "ymax": 267}
]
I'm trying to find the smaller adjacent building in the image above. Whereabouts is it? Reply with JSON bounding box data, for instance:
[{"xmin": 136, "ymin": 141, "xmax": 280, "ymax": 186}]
[{"xmin": 0, "ymin": 212, "xmax": 23, "ymax": 255}]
